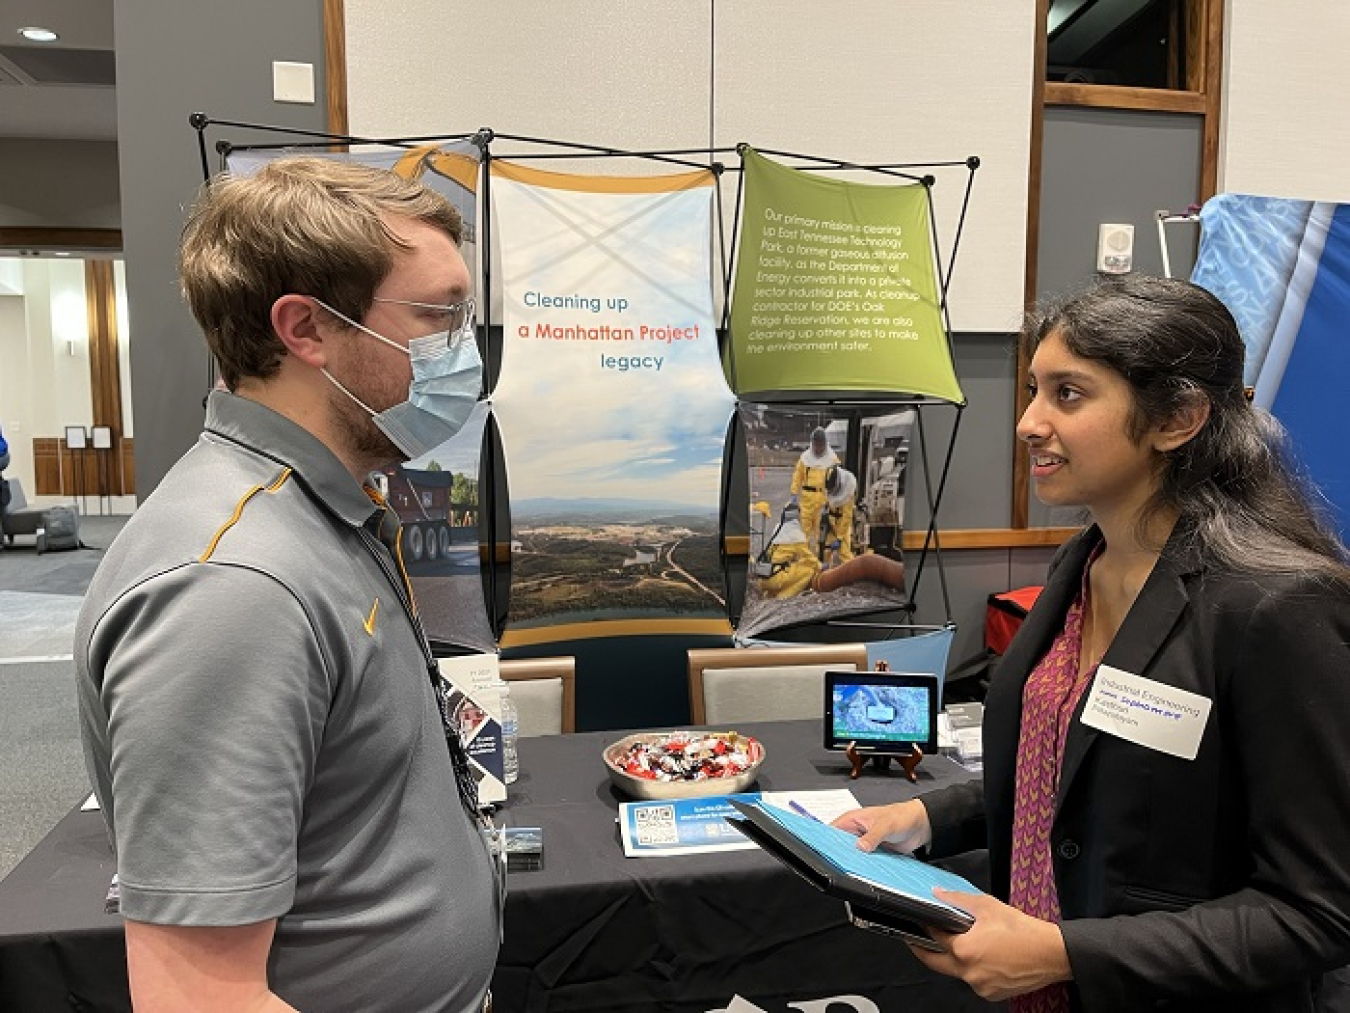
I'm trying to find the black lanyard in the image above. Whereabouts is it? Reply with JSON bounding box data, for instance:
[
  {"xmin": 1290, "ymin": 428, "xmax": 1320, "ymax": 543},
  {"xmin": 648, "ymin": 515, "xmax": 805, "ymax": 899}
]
[{"xmin": 361, "ymin": 505, "xmax": 484, "ymax": 819}]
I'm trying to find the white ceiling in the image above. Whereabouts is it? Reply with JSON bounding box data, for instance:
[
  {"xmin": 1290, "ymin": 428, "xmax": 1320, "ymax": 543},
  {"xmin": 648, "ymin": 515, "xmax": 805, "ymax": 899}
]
[{"xmin": 0, "ymin": 0, "xmax": 117, "ymax": 141}]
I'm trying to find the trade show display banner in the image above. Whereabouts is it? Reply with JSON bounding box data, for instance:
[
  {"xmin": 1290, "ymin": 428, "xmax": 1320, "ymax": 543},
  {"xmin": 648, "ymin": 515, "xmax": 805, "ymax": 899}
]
[
  {"xmin": 376, "ymin": 402, "xmax": 494, "ymax": 652},
  {"xmin": 490, "ymin": 162, "xmax": 736, "ymax": 637},
  {"xmin": 739, "ymin": 404, "xmax": 911, "ymax": 640},
  {"xmin": 727, "ymin": 147, "xmax": 962, "ymax": 403},
  {"xmin": 1191, "ymin": 193, "xmax": 1350, "ymax": 536}
]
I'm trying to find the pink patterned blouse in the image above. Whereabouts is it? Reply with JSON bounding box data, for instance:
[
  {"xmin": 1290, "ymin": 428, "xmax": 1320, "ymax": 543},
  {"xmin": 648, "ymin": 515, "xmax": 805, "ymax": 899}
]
[{"xmin": 1007, "ymin": 551, "xmax": 1099, "ymax": 1013}]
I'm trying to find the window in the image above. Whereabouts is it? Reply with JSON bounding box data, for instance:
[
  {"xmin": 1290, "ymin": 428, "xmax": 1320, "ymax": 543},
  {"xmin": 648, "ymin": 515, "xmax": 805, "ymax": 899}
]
[{"xmin": 1048, "ymin": 0, "xmax": 1191, "ymax": 90}]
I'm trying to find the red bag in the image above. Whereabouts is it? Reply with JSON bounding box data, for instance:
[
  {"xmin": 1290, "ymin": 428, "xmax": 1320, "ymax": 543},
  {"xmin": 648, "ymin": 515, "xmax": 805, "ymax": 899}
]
[{"xmin": 985, "ymin": 586, "xmax": 1043, "ymax": 655}]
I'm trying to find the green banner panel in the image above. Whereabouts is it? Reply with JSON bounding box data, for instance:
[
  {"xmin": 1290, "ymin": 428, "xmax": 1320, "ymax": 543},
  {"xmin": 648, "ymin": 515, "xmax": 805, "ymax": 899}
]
[{"xmin": 727, "ymin": 148, "xmax": 963, "ymax": 404}]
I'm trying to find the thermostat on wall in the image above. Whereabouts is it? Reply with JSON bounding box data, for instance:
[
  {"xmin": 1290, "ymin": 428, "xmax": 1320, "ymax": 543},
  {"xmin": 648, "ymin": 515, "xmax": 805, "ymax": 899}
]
[{"xmin": 1097, "ymin": 223, "xmax": 1134, "ymax": 274}]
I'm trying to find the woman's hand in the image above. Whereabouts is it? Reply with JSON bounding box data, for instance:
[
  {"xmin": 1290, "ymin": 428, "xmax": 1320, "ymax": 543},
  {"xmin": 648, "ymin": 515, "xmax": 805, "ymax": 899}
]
[
  {"xmin": 831, "ymin": 799, "xmax": 932, "ymax": 853},
  {"xmin": 912, "ymin": 890, "xmax": 1072, "ymax": 1001}
]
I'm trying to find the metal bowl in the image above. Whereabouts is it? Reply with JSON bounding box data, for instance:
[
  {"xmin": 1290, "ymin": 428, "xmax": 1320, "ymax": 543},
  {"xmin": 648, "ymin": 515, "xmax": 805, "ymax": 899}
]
[{"xmin": 603, "ymin": 730, "xmax": 766, "ymax": 801}]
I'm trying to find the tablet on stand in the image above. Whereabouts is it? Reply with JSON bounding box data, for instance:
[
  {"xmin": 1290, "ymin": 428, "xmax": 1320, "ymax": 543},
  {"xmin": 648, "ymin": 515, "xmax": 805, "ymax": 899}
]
[{"xmin": 823, "ymin": 664, "xmax": 939, "ymax": 783}]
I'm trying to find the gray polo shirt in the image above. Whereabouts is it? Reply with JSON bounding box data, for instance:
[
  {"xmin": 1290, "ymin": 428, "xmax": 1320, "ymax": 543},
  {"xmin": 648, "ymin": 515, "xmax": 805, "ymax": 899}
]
[{"xmin": 76, "ymin": 391, "xmax": 499, "ymax": 1013}]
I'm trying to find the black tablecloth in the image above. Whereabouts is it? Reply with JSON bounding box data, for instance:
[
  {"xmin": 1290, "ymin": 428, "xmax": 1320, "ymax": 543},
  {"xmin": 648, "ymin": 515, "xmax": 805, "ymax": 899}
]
[{"xmin": 0, "ymin": 720, "xmax": 1000, "ymax": 1012}]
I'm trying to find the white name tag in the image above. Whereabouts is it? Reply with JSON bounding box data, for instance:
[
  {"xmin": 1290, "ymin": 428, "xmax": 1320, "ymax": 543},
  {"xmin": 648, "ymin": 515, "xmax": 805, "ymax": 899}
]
[{"xmin": 1081, "ymin": 665, "xmax": 1212, "ymax": 760}]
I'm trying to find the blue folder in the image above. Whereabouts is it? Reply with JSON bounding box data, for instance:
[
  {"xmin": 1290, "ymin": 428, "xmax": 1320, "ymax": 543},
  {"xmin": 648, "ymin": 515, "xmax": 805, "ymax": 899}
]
[{"xmin": 726, "ymin": 798, "xmax": 980, "ymax": 944}]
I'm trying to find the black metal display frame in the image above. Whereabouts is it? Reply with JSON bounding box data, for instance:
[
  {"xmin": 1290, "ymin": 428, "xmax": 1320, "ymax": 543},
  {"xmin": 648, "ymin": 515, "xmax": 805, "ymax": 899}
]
[{"xmin": 189, "ymin": 113, "xmax": 980, "ymax": 643}]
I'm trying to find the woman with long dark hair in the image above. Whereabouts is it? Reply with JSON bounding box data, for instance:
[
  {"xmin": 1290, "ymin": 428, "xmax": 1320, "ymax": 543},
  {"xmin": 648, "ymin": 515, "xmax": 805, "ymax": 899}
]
[{"xmin": 836, "ymin": 275, "xmax": 1350, "ymax": 1012}]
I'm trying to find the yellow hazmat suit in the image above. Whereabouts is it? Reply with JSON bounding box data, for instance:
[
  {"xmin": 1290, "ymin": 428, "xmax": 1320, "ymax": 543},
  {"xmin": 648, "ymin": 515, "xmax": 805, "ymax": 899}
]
[
  {"xmin": 756, "ymin": 517, "xmax": 821, "ymax": 599},
  {"xmin": 790, "ymin": 438, "xmax": 838, "ymax": 551},
  {"xmin": 760, "ymin": 542, "xmax": 821, "ymax": 599}
]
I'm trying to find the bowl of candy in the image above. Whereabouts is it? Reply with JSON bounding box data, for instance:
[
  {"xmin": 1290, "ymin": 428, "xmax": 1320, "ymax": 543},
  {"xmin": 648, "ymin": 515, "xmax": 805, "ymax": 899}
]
[{"xmin": 603, "ymin": 730, "xmax": 766, "ymax": 800}]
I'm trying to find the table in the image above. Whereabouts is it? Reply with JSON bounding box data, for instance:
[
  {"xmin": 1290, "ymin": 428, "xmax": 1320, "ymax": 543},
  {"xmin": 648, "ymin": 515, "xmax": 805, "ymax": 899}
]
[{"xmin": 0, "ymin": 720, "xmax": 1001, "ymax": 1012}]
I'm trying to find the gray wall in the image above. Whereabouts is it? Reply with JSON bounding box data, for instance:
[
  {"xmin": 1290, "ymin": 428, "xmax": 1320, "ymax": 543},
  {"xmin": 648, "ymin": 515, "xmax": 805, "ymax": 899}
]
[
  {"xmin": 1036, "ymin": 107, "xmax": 1202, "ymax": 300},
  {"xmin": 903, "ymin": 333, "xmax": 1023, "ymax": 666},
  {"xmin": 114, "ymin": 0, "xmax": 330, "ymax": 496},
  {"xmin": 1028, "ymin": 106, "xmax": 1203, "ymax": 528},
  {"xmin": 0, "ymin": 139, "xmax": 122, "ymax": 230},
  {"xmin": 908, "ymin": 333, "xmax": 1019, "ymax": 532}
]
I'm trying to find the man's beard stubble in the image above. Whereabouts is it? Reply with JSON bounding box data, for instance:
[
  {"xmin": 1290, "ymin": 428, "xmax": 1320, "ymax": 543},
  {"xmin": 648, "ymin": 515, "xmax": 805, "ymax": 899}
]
[{"xmin": 326, "ymin": 373, "xmax": 406, "ymax": 470}]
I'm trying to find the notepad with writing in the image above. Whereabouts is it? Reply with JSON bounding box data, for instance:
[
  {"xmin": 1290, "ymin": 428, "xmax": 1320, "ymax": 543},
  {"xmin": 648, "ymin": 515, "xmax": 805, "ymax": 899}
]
[{"xmin": 726, "ymin": 798, "xmax": 980, "ymax": 947}]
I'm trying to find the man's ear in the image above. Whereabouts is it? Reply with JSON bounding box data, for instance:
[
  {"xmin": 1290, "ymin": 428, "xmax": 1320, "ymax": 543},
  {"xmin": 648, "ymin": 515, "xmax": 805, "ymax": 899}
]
[
  {"xmin": 271, "ymin": 295, "xmax": 331, "ymax": 368},
  {"xmin": 1152, "ymin": 390, "xmax": 1210, "ymax": 453}
]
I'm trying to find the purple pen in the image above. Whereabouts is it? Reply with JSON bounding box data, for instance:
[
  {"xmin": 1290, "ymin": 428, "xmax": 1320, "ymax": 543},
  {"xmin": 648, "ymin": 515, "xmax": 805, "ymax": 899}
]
[{"xmin": 788, "ymin": 800, "xmax": 822, "ymax": 823}]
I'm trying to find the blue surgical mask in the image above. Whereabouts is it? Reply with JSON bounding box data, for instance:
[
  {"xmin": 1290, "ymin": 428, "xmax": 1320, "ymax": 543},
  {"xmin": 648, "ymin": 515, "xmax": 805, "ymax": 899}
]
[{"xmin": 315, "ymin": 298, "xmax": 483, "ymax": 460}]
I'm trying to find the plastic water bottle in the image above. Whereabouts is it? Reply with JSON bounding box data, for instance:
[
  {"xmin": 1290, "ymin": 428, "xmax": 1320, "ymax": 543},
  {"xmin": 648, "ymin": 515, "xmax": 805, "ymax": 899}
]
[{"xmin": 499, "ymin": 681, "xmax": 519, "ymax": 784}]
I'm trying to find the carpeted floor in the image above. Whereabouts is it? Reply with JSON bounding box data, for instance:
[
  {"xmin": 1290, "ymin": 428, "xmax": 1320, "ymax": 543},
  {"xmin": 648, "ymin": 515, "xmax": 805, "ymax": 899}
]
[
  {"xmin": 0, "ymin": 513, "xmax": 129, "ymax": 879},
  {"xmin": 0, "ymin": 514, "xmax": 128, "ymax": 596},
  {"xmin": 0, "ymin": 659, "xmax": 91, "ymax": 877}
]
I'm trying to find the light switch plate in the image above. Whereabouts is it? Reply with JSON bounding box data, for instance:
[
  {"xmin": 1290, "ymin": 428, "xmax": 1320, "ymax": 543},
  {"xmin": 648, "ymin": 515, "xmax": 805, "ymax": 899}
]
[{"xmin": 273, "ymin": 61, "xmax": 315, "ymax": 105}]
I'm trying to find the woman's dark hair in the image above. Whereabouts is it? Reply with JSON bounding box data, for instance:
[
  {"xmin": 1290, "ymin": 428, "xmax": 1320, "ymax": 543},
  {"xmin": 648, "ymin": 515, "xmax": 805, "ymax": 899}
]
[{"xmin": 1024, "ymin": 274, "xmax": 1349, "ymax": 582}]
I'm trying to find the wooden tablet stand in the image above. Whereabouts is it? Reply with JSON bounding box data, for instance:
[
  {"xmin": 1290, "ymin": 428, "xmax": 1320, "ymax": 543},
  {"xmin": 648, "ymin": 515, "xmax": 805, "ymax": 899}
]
[
  {"xmin": 842, "ymin": 661, "xmax": 925, "ymax": 783},
  {"xmin": 845, "ymin": 742, "xmax": 925, "ymax": 783}
]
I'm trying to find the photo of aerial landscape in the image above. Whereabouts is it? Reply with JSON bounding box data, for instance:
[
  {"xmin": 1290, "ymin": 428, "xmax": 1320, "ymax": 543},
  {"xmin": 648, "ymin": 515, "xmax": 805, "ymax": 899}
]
[{"xmin": 507, "ymin": 497, "xmax": 724, "ymax": 625}]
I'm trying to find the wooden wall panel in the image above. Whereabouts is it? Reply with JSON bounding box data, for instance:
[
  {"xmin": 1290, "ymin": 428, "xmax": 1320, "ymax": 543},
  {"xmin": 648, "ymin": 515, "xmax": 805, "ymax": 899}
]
[
  {"xmin": 30, "ymin": 436, "xmax": 131, "ymax": 496},
  {"xmin": 323, "ymin": 0, "xmax": 348, "ymax": 136},
  {"xmin": 86, "ymin": 262, "xmax": 124, "ymax": 439},
  {"xmin": 33, "ymin": 438, "xmax": 63, "ymax": 496},
  {"xmin": 120, "ymin": 438, "xmax": 135, "ymax": 494},
  {"xmin": 60, "ymin": 445, "xmax": 99, "ymax": 497}
]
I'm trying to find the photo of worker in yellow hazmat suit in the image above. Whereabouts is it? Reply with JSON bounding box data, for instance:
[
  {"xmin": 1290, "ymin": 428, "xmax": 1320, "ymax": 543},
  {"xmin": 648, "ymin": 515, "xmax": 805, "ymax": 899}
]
[
  {"xmin": 752, "ymin": 504, "xmax": 822, "ymax": 599},
  {"xmin": 739, "ymin": 404, "xmax": 912, "ymax": 640},
  {"xmin": 790, "ymin": 427, "xmax": 838, "ymax": 553},
  {"xmin": 820, "ymin": 465, "xmax": 857, "ymax": 568}
]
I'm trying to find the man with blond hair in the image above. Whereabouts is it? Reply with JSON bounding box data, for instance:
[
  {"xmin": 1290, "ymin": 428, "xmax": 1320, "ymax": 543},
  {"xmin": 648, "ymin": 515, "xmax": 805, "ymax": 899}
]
[{"xmin": 75, "ymin": 157, "xmax": 498, "ymax": 1012}]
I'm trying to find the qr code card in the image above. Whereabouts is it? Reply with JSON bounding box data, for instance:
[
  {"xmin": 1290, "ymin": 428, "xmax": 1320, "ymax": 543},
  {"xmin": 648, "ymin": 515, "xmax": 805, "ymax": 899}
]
[{"xmin": 633, "ymin": 804, "xmax": 678, "ymax": 845}]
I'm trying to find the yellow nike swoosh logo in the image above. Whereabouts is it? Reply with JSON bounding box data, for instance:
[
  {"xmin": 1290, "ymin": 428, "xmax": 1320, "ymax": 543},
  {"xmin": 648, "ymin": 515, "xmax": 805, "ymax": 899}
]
[{"xmin": 364, "ymin": 598, "xmax": 379, "ymax": 636}]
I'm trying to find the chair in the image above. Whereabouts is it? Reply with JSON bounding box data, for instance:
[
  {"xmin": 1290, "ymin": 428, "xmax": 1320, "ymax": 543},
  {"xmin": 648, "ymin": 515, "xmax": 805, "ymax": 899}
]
[
  {"xmin": 864, "ymin": 626, "xmax": 955, "ymax": 701},
  {"xmin": 500, "ymin": 656, "xmax": 576, "ymax": 736},
  {"xmin": 1, "ymin": 479, "xmax": 49, "ymax": 549},
  {"xmin": 687, "ymin": 643, "xmax": 868, "ymax": 725}
]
